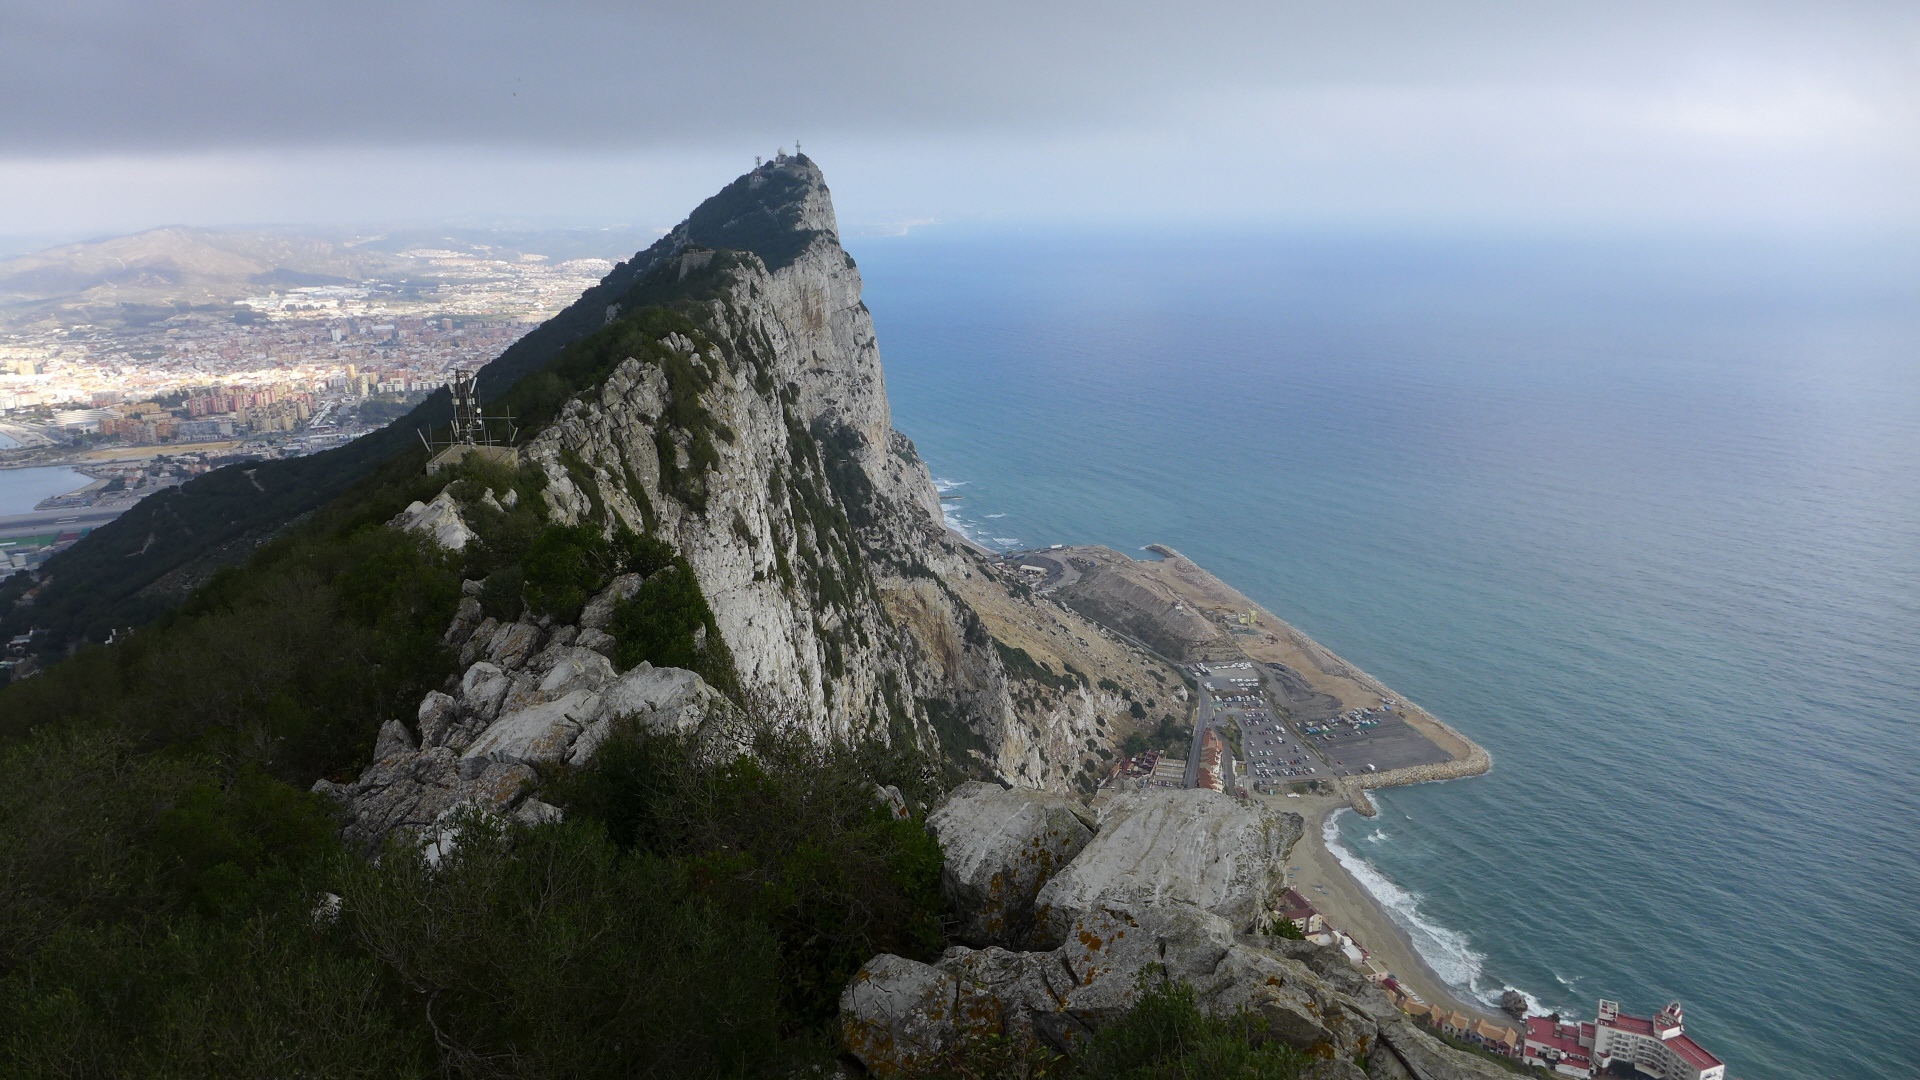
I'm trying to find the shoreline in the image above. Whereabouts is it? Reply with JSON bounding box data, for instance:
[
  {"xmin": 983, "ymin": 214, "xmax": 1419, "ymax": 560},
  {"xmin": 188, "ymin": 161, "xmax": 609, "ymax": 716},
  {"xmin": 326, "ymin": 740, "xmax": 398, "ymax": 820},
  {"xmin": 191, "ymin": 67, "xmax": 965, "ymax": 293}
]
[
  {"xmin": 1258, "ymin": 785, "xmax": 1515, "ymax": 1031},
  {"xmin": 1062, "ymin": 543, "xmax": 1512, "ymax": 1031}
]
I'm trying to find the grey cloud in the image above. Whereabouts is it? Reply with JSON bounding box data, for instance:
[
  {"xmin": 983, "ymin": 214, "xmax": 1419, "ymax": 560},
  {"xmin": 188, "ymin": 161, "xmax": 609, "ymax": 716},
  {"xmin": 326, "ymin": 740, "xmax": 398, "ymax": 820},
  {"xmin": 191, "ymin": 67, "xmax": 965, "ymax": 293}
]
[{"xmin": 5, "ymin": 0, "xmax": 1911, "ymax": 154}]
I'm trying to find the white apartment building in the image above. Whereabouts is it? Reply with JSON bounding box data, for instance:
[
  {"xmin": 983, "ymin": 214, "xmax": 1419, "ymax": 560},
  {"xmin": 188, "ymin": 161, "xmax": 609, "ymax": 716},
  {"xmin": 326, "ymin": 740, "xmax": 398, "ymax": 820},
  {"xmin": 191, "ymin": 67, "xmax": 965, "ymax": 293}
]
[{"xmin": 1587, "ymin": 1000, "xmax": 1725, "ymax": 1080}]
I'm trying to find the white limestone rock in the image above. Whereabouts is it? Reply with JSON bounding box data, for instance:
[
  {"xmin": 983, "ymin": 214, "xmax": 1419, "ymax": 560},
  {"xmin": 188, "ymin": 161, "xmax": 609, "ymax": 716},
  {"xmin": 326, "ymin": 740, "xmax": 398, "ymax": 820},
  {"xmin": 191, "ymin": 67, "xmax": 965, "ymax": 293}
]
[
  {"xmin": 417, "ymin": 691, "xmax": 459, "ymax": 747},
  {"xmin": 462, "ymin": 688, "xmax": 601, "ymax": 763},
  {"xmin": 579, "ymin": 572, "xmax": 643, "ymax": 631},
  {"xmin": 458, "ymin": 662, "xmax": 513, "ymax": 726},
  {"xmin": 443, "ymin": 596, "xmax": 485, "ymax": 647},
  {"xmin": 372, "ymin": 717, "xmax": 416, "ymax": 761},
  {"xmin": 312, "ymin": 746, "xmax": 536, "ymax": 855},
  {"xmin": 485, "ymin": 619, "xmax": 543, "ymax": 670},
  {"xmin": 926, "ymin": 781, "xmax": 1095, "ymax": 948},
  {"xmin": 389, "ymin": 490, "xmax": 474, "ymax": 551},
  {"xmin": 874, "ymin": 783, "xmax": 909, "ymax": 821},
  {"xmin": 1032, "ymin": 789, "xmax": 1299, "ymax": 943},
  {"xmin": 567, "ymin": 662, "xmax": 721, "ymax": 766},
  {"xmin": 838, "ymin": 954, "xmax": 962, "ymax": 1079}
]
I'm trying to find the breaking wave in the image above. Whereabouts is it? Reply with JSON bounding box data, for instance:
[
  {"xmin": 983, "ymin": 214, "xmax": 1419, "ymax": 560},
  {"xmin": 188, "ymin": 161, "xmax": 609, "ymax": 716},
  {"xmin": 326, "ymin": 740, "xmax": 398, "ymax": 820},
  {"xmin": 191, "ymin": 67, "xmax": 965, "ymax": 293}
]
[{"xmin": 1324, "ymin": 809, "xmax": 1496, "ymax": 1001}]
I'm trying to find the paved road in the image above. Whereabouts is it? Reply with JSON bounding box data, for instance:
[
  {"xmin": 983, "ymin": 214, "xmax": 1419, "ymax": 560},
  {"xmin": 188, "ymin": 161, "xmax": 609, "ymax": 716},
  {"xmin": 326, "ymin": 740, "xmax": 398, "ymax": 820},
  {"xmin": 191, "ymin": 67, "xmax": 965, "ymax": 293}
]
[{"xmin": 1182, "ymin": 679, "xmax": 1213, "ymax": 788}]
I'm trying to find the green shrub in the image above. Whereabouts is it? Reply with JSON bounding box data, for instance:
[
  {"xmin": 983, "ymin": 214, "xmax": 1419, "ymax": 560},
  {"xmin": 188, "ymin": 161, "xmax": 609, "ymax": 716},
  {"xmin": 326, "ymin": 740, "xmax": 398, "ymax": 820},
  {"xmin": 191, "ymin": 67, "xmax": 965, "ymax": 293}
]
[
  {"xmin": 1266, "ymin": 916, "xmax": 1307, "ymax": 941},
  {"xmin": 1070, "ymin": 969, "xmax": 1311, "ymax": 1080},
  {"xmin": 606, "ymin": 554, "xmax": 739, "ymax": 697},
  {"xmin": 340, "ymin": 810, "xmax": 780, "ymax": 1078},
  {"xmin": 544, "ymin": 717, "xmax": 947, "ymax": 1032}
]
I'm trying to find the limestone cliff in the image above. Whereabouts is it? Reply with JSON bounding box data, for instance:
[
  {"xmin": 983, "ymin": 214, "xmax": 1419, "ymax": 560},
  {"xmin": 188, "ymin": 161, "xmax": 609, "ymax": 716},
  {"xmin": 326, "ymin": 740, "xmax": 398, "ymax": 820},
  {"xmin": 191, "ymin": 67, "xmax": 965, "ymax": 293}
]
[{"xmin": 400, "ymin": 155, "xmax": 1181, "ymax": 793}]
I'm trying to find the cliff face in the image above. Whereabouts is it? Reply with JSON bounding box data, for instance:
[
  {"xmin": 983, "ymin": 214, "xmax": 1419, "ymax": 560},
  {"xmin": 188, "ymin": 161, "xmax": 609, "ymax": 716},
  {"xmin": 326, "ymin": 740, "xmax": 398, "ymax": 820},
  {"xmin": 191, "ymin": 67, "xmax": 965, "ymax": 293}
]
[{"xmin": 501, "ymin": 155, "xmax": 1175, "ymax": 786}]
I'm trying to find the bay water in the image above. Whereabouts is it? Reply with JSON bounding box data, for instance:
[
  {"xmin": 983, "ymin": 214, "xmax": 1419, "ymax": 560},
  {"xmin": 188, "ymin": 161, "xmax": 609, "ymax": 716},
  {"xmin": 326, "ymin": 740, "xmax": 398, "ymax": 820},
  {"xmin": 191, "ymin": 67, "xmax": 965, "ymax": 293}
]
[
  {"xmin": 854, "ymin": 226, "xmax": 1920, "ymax": 1080},
  {"xmin": 0, "ymin": 465, "xmax": 92, "ymax": 516}
]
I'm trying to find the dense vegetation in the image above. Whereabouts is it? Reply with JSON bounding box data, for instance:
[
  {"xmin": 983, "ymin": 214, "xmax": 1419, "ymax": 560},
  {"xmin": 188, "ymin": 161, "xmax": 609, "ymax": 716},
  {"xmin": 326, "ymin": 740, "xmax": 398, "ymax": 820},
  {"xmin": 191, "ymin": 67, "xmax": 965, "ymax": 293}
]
[
  {"xmin": 922, "ymin": 971, "xmax": 1314, "ymax": 1080},
  {"xmin": 0, "ymin": 703, "xmax": 949, "ymax": 1077}
]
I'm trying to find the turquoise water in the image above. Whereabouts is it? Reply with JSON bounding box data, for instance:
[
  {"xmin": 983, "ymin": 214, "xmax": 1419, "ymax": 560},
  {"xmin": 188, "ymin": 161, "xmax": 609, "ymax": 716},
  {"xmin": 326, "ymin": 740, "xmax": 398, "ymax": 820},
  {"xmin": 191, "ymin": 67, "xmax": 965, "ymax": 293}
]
[{"xmin": 854, "ymin": 228, "xmax": 1920, "ymax": 1080}]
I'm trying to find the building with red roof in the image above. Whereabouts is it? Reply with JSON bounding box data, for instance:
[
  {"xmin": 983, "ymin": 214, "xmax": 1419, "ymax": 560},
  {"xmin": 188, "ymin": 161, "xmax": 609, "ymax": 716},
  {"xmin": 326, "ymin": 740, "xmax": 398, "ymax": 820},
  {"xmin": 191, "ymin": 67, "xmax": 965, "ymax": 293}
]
[
  {"xmin": 1589, "ymin": 999, "xmax": 1725, "ymax": 1080},
  {"xmin": 1525, "ymin": 1016, "xmax": 1596, "ymax": 1078},
  {"xmin": 1196, "ymin": 727, "xmax": 1226, "ymax": 792}
]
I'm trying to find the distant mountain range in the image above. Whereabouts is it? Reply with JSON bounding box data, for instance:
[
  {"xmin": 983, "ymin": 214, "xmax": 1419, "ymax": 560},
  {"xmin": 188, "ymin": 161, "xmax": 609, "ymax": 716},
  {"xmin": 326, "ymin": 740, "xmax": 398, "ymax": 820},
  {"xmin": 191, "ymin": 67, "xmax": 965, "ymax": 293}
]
[{"xmin": 0, "ymin": 223, "xmax": 664, "ymax": 329}]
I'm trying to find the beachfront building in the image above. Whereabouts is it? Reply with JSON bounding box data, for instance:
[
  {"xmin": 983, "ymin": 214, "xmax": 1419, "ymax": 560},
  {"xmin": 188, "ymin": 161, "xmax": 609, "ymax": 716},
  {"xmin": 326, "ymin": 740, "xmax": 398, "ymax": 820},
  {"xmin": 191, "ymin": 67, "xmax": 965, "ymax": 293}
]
[
  {"xmin": 1472, "ymin": 1018, "xmax": 1523, "ymax": 1057},
  {"xmin": 1525, "ymin": 1016, "xmax": 1597, "ymax": 1077},
  {"xmin": 1276, "ymin": 887, "xmax": 1327, "ymax": 935},
  {"xmin": 1586, "ymin": 1000, "xmax": 1725, "ymax": 1080}
]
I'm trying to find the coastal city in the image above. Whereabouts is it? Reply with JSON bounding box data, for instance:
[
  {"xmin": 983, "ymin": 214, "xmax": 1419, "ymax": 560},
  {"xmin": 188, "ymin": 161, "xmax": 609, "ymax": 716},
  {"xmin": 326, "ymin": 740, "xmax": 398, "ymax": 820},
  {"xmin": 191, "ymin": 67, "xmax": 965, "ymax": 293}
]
[{"xmin": 0, "ymin": 244, "xmax": 610, "ymax": 581}]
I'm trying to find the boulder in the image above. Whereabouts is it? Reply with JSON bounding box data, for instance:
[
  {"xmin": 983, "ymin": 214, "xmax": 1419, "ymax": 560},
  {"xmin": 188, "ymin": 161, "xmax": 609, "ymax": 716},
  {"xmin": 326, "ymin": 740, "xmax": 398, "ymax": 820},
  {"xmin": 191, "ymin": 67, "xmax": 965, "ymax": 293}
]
[
  {"xmin": 372, "ymin": 717, "xmax": 417, "ymax": 761},
  {"xmin": 927, "ymin": 781, "xmax": 1095, "ymax": 948},
  {"xmin": 579, "ymin": 572, "xmax": 644, "ymax": 631},
  {"xmin": 486, "ymin": 619, "xmax": 544, "ymax": 670},
  {"xmin": 1033, "ymin": 788, "xmax": 1298, "ymax": 943},
  {"xmin": 568, "ymin": 662, "xmax": 720, "ymax": 766},
  {"xmin": 390, "ymin": 490, "xmax": 474, "ymax": 551},
  {"xmin": 313, "ymin": 747, "xmax": 537, "ymax": 855},
  {"xmin": 443, "ymin": 596, "xmax": 485, "ymax": 646},
  {"xmin": 511, "ymin": 798, "xmax": 565, "ymax": 827},
  {"xmin": 460, "ymin": 617, "xmax": 499, "ymax": 666},
  {"xmin": 458, "ymin": 662, "xmax": 513, "ymax": 726},
  {"xmin": 576, "ymin": 627, "xmax": 617, "ymax": 656},
  {"xmin": 934, "ymin": 945, "xmax": 1080, "ymax": 1047},
  {"xmin": 417, "ymin": 691, "xmax": 459, "ymax": 747},
  {"xmin": 874, "ymin": 783, "xmax": 910, "ymax": 821},
  {"xmin": 462, "ymin": 688, "xmax": 601, "ymax": 763},
  {"xmin": 928, "ymin": 902, "xmax": 1381, "ymax": 1062},
  {"xmin": 839, "ymin": 954, "xmax": 962, "ymax": 1079}
]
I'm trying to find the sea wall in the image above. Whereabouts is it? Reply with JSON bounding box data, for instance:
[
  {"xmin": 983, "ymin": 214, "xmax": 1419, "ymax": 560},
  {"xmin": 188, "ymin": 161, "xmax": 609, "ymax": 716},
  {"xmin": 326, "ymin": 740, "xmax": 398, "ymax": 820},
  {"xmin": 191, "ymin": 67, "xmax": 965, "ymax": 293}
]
[{"xmin": 1339, "ymin": 717, "xmax": 1492, "ymax": 817}]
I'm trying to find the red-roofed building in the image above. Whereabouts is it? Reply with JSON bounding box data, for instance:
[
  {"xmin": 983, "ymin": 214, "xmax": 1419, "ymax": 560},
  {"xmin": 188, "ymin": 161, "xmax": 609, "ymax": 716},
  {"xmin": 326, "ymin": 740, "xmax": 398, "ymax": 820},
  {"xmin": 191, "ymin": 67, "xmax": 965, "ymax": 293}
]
[
  {"xmin": 1590, "ymin": 1000, "xmax": 1725, "ymax": 1080},
  {"xmin": 1196, "ymin": 728, "xmax": 1226, "ymax": 792},
  {"xmin": 1525, "ymin": 1017, "xmax": 1596, "ymax": 1078},
  {"xmin": 1276, "ymin": 888, "xmax": 1325, "ymax": 934}
]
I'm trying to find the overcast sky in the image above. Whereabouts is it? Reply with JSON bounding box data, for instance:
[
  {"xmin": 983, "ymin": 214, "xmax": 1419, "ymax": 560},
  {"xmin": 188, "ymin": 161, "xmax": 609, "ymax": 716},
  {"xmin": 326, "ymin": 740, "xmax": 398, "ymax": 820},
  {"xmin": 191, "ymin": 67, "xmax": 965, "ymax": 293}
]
[{"xmin": 2, "ymin": 0, "xmax": 1916, "ymax": 239}]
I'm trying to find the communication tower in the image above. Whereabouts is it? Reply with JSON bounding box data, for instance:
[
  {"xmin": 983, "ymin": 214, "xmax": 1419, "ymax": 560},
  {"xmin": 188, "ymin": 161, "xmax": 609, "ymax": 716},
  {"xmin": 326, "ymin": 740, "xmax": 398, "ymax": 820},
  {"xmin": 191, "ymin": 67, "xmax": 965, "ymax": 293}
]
[{"xmin": 419, "ymin": 368, "xmax": 518, "ymax": 471}]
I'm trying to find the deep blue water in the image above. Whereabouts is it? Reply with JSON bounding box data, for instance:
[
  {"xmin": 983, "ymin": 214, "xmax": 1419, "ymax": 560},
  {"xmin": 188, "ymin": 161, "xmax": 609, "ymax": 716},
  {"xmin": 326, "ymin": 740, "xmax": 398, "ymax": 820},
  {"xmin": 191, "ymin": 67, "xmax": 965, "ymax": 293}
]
[{"xmin": 852, "ymin": 227, "xmax": 1920, "ymax": 1080}]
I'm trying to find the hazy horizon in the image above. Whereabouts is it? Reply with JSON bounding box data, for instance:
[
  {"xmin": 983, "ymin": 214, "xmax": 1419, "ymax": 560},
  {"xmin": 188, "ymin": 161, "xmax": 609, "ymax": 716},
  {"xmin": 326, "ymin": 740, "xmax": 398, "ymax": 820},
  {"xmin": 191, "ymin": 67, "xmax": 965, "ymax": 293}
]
[{"xmin": 3, "ymin": 1, "xmax": 1915, "ymax": 239}]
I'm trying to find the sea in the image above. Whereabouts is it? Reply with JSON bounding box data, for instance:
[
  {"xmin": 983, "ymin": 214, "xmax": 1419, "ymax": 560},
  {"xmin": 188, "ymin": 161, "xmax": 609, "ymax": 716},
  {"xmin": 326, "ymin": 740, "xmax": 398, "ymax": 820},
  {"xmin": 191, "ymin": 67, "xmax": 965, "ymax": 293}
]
[
  {"xmin": 0, "ymin": 465, "xmax": 92, "ymax": 516},
  {"xmin": 853, "ymin": 225, "xmax": 1920, "ymax": 1080}
]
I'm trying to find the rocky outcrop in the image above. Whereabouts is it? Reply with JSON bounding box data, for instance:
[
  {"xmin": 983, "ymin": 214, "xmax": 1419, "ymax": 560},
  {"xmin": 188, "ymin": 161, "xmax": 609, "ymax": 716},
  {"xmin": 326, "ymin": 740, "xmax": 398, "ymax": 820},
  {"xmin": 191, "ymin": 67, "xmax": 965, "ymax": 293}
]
[
  {"xmin": 840, "ymin": 905, "xmax": 1386, "ymax": 1073},
  {"xmin": 315, "ymin": 575, "xmax": 724, "ymax": 853},
  {"xmin": 840, "ymin": 954, "xmax": 964, "ymax": 1079},
  {"xmin": 490, "ymin": 153, "xmax": 1179, "ymax": 790},
  {"xmin": 389, "ymin": 489, "xmax": 474, "ymax": 551},
  {"xmin": 927, "ymin": 781, "xmax": 1096, "ymax": 948},
  {"xmin": 1032, "ymin": 789, "xmax": 1298, "ymax": 943},
  {"xmin": 841, "ymin": 783, "xmax": 1514, "ymax": 1080}
]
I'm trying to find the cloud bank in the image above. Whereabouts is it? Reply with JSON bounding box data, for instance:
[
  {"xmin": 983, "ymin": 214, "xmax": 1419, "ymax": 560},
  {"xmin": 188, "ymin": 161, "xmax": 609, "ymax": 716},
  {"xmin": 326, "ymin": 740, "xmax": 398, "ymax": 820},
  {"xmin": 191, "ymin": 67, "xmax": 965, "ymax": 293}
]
[{"xmin": 2, "ymin": 0, "xmax": 1914, "ymax": 235}]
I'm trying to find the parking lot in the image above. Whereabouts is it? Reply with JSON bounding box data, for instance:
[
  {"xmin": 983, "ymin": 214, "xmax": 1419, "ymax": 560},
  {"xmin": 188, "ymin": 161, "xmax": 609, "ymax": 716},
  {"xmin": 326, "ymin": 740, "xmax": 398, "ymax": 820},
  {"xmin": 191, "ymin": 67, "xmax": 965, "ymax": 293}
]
[
  {"xmin": 1193, "ymin": 661, "xmax": 1327, "ymax": 785},
  {"xmin": 1194, "ymin": 660, "xmax": 1454, "ymax": 782},
  {"xmin": 1305, "ymin": 711, "xmax": 1451, "ymax": 768}
]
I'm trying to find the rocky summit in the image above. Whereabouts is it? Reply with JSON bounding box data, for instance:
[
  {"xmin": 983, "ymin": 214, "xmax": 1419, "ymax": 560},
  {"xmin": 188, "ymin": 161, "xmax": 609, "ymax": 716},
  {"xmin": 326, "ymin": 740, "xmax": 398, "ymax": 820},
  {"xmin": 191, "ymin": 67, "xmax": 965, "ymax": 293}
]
[{"xmin": 310, "ymin": 153, "xmax": 1201, "ymax": 852}]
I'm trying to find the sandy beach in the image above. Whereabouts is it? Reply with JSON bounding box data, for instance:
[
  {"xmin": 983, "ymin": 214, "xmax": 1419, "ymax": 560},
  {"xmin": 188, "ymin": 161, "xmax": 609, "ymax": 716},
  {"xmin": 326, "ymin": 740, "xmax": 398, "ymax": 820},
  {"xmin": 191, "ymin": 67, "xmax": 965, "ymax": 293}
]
[
  {"xmin": 1051, "ymin": 543, "xmax": 1510, "ymax": 1029},
  {"xmin": 1258, "ymin": 786, "xmax": 1512, "ymax": 1030}
]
